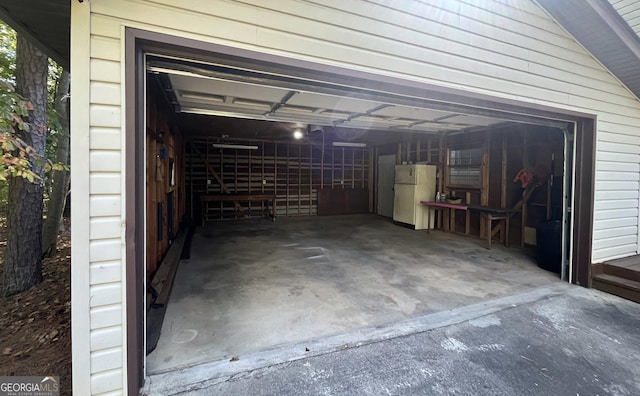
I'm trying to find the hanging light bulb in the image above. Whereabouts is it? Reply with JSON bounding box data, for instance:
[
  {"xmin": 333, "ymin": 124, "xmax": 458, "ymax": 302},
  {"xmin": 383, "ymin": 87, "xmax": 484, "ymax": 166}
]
[{"xmin": 293, "ymin": 130, "xmax": 304, "ymax": 140}]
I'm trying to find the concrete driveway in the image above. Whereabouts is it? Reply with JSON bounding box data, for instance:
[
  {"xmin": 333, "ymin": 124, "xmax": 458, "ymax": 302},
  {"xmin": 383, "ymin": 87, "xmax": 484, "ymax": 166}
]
[{"xmin": 148, "ymin": 283, "xmax": 640, "ymax": 395}]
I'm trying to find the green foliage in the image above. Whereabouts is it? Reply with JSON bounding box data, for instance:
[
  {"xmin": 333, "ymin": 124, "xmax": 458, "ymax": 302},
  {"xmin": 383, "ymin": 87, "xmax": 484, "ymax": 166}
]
[
  {"xmin": 0, "ymin": 22, "xmax": 16, "ymax": 82},
  {"xmin": 0, "ymin": 81, "xmax": 40, "ymax": 182},
  {"xmin": 0, "ymin": 21, "xmax": 69, "ymax": 212}
]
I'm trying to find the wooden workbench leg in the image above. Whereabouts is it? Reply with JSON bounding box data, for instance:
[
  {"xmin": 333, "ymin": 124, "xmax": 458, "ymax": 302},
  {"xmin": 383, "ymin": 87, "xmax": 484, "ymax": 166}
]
[
  {"xmin": 426, "ymin": 207, "xmax": 431, "ymax": 234},
  {"xmin": 486, "ymin": 214, "xmax": 492, "ymax": 249},
  {"xmin": 505, "ymin": 216, "xmax": 509, "ymax": 248},
  {"xmin": 272, "ymin": 198, "xmax": 276, "ymax": 222}
]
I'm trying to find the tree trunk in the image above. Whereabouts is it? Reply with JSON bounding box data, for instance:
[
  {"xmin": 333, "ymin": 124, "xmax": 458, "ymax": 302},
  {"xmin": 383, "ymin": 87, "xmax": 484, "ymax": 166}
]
[
  {"xmin": 42, "ymin": 70, "xmax": 70, "ymax": 257},
  {"xmin": 2, "ymin": 35, "xmax": 48, "ymax": 296}
]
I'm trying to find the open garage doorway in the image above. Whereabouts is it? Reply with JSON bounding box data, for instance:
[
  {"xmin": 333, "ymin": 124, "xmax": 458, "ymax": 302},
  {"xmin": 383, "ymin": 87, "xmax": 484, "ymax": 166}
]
[{"xmin": 126, "ymin": 32, "xmax": 596, "ymax": 385}]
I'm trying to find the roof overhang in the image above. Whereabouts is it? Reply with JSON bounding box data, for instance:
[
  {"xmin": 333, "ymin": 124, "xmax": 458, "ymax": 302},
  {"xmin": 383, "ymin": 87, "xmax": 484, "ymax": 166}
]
[
  {"xmin": 0, "ymin": 0, "xmax": 70, "ymax": 70},
  {"xmin": 536, "ymin": 0, "xmax": 640, "ymax": 100}
]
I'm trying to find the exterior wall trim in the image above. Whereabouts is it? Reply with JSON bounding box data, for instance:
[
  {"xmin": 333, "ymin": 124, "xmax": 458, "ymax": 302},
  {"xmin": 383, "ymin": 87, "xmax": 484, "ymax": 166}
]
[
  {"xmin": 124, "ymin": 29, "xmax": 145, "ymax": 394},
  {"xmin": 70, "ymin": 1, "xmax": 92, "ymax": 394}
]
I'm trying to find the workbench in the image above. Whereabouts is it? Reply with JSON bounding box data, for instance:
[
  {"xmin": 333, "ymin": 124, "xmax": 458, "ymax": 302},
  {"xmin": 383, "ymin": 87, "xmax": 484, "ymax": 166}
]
[
  {"xmin": 200, "ymin": 194, "xmax": 277, "ymax": 225},
  {"xmin": 420, "ymin": 201, "xmax": 519, "ymax": 249}
]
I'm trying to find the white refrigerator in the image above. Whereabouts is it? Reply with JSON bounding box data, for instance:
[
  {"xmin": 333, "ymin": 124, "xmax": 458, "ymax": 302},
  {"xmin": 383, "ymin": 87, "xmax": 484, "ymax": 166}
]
[{"xmin": 393, "ymin": 164, "xmax": 437, "ymax": 230}]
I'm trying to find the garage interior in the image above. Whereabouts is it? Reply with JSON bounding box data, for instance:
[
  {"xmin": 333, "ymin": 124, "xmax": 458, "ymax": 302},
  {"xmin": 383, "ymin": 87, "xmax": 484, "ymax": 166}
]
[{"xmin": 142, "ymin": 55, "xmax": 572, "ymax": 374}]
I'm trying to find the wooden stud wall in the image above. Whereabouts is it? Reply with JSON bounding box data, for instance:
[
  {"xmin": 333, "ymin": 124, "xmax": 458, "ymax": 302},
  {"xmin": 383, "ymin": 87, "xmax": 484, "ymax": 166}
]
[
  {"xmin": 439, "ymin": 125, "xmax": 564, "ymax": 245},
  {"xmin": 145, "ymin": 84, "xmax": 186, "ymax": 281},
  {"xmin": 187, "ymin": 137, "xmax": 369, "ymax": 221}
]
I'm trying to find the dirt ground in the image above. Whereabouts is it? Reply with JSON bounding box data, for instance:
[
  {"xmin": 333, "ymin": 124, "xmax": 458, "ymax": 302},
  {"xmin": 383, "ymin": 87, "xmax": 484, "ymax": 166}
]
[{"xmin": 0, "ymin": 219, "xmax": 71, "ymax": 395}]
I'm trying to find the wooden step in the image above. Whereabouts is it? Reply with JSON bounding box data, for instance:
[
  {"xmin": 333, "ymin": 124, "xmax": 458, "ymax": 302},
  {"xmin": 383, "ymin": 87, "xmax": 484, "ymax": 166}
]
[
  {"xmin": 592, "ymin": 273, "xmax": 640, "ymax": 304},
  {"xmin": 603, "ymin": 263, "xmax": 640, "ymax": 282}
]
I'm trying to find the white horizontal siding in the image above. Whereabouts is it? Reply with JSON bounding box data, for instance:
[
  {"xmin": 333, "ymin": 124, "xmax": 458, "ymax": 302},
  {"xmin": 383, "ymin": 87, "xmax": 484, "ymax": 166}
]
[
  {"xmin": 597, "ymin": 150, "xmax": 639, "ymax": 164},
  {"xmin": 596, "ymin": 161, "xmax": 640, "ymax": 173},
  {"xmin": 90, "ymin": 217, "xmax": 122, "ymax": 240},
  {"xmin": 599, "ymin": 121, "xmax": 640, "ymax": 137},
  {"xmin": 595, "ymin": 181, "xmax": 639, "ymax": 191},
  {"xmin": 90, "ymin": 174, "xmax": 121, "ymax": 195},
  {"xmin": 593, "ymin": 234, "xmax": 638, "ymax": 250},
  {"xmin": 594, "ymin": 126, "xmax": 640, "ymax": 260},
  {"xmin": 594, "ymin": 217, "xmax": 638, "ymax": 230},
  {"xmin": 76, "ymin": 0, "xmax": 640, "ymax": 393},
  {"xmin": 609, "ymin": 0, "xmax": 640, "ymax": 36},
  {"xmin": 90, "ymin": 59, "xmax": 121, "ymax": 84},
  {"xmin": 80, "ymin": 6, "xmax": 127, "ymax": 393},
  {"xmin": 90, "ymin": 151, "xmax": 122, "ymax": 172},
  {"xmin": 593, "ymin": 226, "xmax": 638, "ymax": 240},
  {"xmin": 90, "ymin": 305, "xmax": 123, "ymax": 330},
  {"xmin": 597, "ymin": 171, "xmax": 639, "ymax": 182},
  {"xmin": 598, "ymin": 142, "xmax": 640, "ymax": 155},
  {"xmin": 593, "ymin": 244, "xmax": 638, "ymax": 262},
  {"xmin": 91, "ymin": 347, "xmax": 123, "ymax": 374},
  {"xmin": 90, "ymin": 261, "xmax": 122, "ymax": 285},
  {"xmin": 594, "ymin": 199, "xmax": 638, "ymax": 210},
  {"xmin": 91, "ymin": 326, "xmax": 123, "ymax": 352},
  {"xmin": 90, "ymin": 105, "xmax": 121, "ymax": 128},
  {"xmin": 595, "ymin": 189, "xmax": 639, "ymax": 200},
  {"xmin": 91, "ymin": 369, "xmax": 123, "ymax": 395},
  {"xmin": 94, "ymin": 391, "xmax": 122, "ymax": 396},
  {"xmin": 90, "ymin": 240, "xmax": 122, "ymax": 262},
  {"xmin": 594, "ymin": 208, "xmax": 639, "ymax": 221},
  {"xmin": 90, "ymin": 283, "xmax": 123, "ymax": 307},
  {"xmin": 90, "ymin": 196, "xmax": 121, "ymax": 217},
  {"xmin": 90, "ymin": 36, "xmax": 121, "ymax": 62},
  {"xmin": 91, "ymin": 128, "xmax": 122, "ymax": 151},
  {"xmin": 90, "ymin": 82, "xmax": 121, "ymax": 105}
]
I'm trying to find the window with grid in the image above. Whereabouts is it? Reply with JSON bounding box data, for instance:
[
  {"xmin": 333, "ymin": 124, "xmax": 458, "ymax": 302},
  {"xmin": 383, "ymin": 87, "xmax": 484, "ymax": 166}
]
[{"xmin": 448, "ymin": 148, "xmax": 482, "ymax": 187}]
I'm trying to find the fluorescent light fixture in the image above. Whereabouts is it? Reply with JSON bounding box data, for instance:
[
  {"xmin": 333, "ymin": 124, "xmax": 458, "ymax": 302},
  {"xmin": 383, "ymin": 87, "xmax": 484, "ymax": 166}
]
[
  {"xmin": 332, "ymin": 142, "xmax": 367, "ymax": 148},
  {"xmin": 212, "ymin": 143, "xmax": 259, "ymax": 150}
]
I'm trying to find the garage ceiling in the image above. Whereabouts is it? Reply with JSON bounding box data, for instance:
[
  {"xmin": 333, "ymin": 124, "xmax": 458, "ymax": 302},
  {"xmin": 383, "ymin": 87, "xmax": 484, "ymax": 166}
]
[
  {"xmin": 147, "ymin": 56, "xmax": 559, "ymax": 140},
  {"xmin": 166, "ymin": 72, "xmax": 509, "ymax": 134}
]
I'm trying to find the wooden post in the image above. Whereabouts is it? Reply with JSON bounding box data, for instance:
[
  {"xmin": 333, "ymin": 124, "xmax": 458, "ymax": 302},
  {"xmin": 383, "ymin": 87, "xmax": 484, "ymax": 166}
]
[
  {"xmin": 521, "ymin": 131, "xmax": 528, "ymax": 247},
  {"xmin": 193, "ymin": 147, "xmax": 244, "ymax": 214},
  {"xmin": 342, "ymin": 147, "xmax": 345, "ymax": 189},
  {"xmin": 501, "ymin": 133, "xmax": 507, "ymax": 208},
  {"xmin": 189, "ymin": 140, "xmax": 193, "ymax": 220},
  {"xmin": 298, "ymin": 144, "xmax": 301, "ymax": 216},
  {"xmin": 416, "ymin": 140, "xmax": 421, "ymax": 162},
  {"xmin": 320, "ymin": 136, "xmax": 325, "ymax": 189},
  {"xmin": 286, "ymin": 143, "xmax": 290, "ymax": 216},
  {"xmin": 480, "ymin": 140, "xmax": 490, "ymax": 240},
  {"xmin": 438, "ymin": 134, "xmax": 446, "ymax": 229},
  {"xmin": 332, "ymin": 146, "xmax": 335, "ymax": 188},
  {"xmin": 369, "ymin": 147, "xmax": 375, "ymax": 213},
  {"xmin": 309, "ymin": 143, "xmax": 313, "ymax": 215},
  {"xmin": 397, "ymin": 143, "xmax": 402, "ymax": 165},
  {"xmin": 450, "ymin": 189, "xmax": 456, "ymax": 232},
  {"xmin": 361, "ymin": 148, "xmax": 365, "ymax": 189},
  {"xmin": 352, "ymin": 149, "xmax": 356, "ymax": 189},
  {"xmin": 274, "ymin": 142, "xmax": 278, "ymax": 218},
  {"xmin": 465, "ymin": 191, "xmax": 471, "ymax": 234}
]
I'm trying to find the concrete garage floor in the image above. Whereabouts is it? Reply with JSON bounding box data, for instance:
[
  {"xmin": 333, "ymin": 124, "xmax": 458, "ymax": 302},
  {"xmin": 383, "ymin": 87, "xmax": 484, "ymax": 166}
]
[
  {"xmin": 150, "ymin": 284, "xmax": 640, "ymax": 395},
  {"xmin": 146, "ymin": 214, "xmax": 559, "ymax": 374}
]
